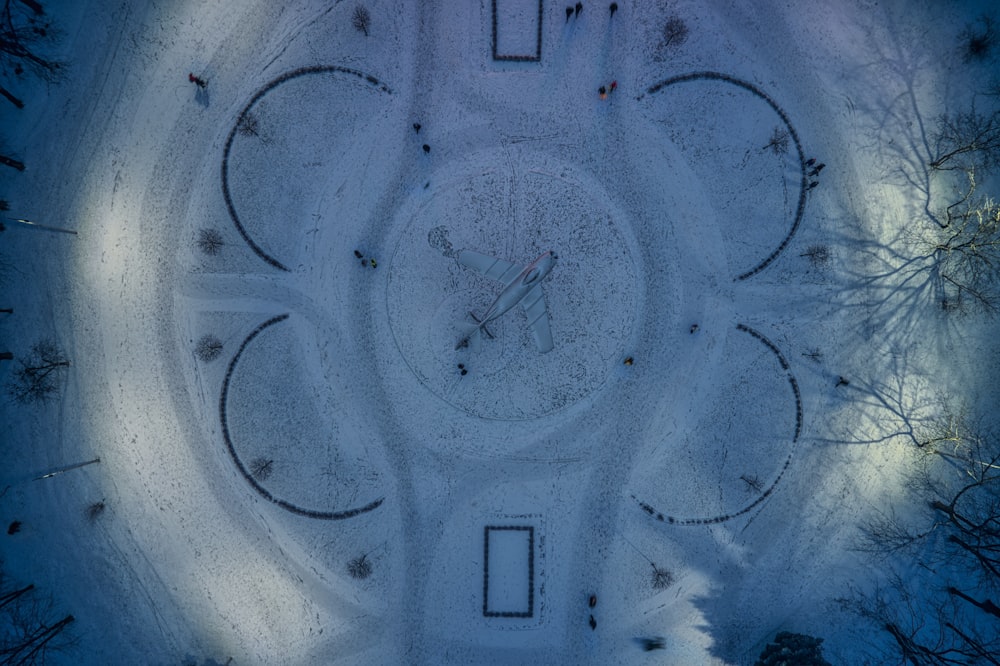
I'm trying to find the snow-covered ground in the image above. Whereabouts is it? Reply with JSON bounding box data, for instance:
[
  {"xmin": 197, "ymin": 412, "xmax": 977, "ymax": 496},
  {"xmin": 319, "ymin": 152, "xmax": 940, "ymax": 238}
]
[{"xmin": 1, "ymin": 0, "xmax": 997, "ymax": 663}]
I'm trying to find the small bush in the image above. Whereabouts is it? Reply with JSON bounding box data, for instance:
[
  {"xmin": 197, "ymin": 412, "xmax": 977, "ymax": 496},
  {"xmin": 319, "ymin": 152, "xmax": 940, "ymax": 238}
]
[
  {"xmin": 195, "ymin": 335, "xmax": 223, "ymax": 362},
  {"xmin": 740, "ymin": 473, "xmax": 764, "ymax": 494},
  {"xmin": 801, "ymin": 245, "xmax": 831, "ymax": 268},
  {"xmin": 651, "ymin": 564, "xmax": 674, "ymax": 590},
  {"xmin": 960, "ymin": 14, "xmax": 996, "ymax": 63},
  {"xmin": 197, "ymin": 228, "xmax": 224, "ymax": 256},
  {"xmin": 249, "ymin": 457, "xmax": 274, "ymax": 482},
  {"xmin": 352, "ymin": 6, "xmax": 371, "ymax": 36},
  {"xmin": 661, "ymin": 16, "xmax": 689, "ymax": 49},
  {"xmin": 763, "ymin": 127, "xmax": 789, "ymax": 155},
  {"xmin": 237, "ymin": 113, "xmax": 260, "ymax": 137},
  {"xmin": 86, "ymin": 501, "xmax": 106, "ymax": 522},
  {"xmin": 347, "ymin": 554, "xmax": 373, "ymax": 579}
]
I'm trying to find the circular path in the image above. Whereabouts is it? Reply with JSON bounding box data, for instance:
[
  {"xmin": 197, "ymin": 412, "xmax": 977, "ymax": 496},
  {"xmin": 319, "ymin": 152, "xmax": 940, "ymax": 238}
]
[{"xmin": 208, "ymin": 67, "xmax": 810, "ymax": 534}]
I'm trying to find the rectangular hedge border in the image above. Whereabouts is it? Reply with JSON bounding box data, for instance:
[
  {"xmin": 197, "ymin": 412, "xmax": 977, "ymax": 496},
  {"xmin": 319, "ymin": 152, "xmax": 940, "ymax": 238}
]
[
  {"xmin": 491, "ymin": 0, "xmax": 543, "ymax": 62},
  {"xmin": 483, "ymin": 525, "xmax": 535, "ymax": 617}
]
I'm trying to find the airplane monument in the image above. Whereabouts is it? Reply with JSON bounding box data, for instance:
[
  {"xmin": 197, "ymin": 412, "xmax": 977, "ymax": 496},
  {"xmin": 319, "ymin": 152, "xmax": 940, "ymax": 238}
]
[{"xmin": 455, "ymin": 249, "xmax": 558, "ymax": 353}]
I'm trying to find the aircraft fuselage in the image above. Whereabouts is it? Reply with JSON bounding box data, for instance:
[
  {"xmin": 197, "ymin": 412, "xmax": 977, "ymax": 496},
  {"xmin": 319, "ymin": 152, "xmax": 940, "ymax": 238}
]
[{"xmin": 478, "ymin": 250, "xmax": 556, "ymax": 328}]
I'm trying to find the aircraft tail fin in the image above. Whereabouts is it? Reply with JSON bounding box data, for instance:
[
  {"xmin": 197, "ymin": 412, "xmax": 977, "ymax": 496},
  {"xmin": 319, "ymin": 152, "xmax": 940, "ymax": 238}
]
[{"xmin": 455, "ymin": 321, "xmax": 483, "ymax": 352}]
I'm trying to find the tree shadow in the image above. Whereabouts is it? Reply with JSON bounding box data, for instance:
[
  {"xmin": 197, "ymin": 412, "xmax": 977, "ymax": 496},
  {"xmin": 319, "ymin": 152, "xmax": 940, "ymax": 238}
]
[
  {"xmin": 810, "ymin": 343, "xmax": 941, "ymax": 448},
  {"xmin": 672, "ymin": 7, "xmax": 992, "ymax": 663},
  {"xmin": 840, "ymin": 8, "xmax": 954, "ymax": 229}
]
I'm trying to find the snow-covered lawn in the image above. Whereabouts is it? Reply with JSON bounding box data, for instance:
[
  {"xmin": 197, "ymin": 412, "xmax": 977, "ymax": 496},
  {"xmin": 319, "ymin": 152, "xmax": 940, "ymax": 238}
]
[{"xmin": 1, "ymin": 0, "xmax": 997, "ymax": 664}]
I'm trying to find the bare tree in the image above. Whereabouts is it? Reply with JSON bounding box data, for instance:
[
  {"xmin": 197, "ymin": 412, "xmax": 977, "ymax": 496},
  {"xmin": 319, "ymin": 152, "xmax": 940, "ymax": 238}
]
[
  {"xmin": 0, "ymin": 0, "xmax": 65, "ymax": 108},
  {"xmin": 351, "ymin": 5, "xmax": 370, "ymax": 37},
  {"xmin": 237, "ymin": 112, "xmax": 259, "ymax": 138},
  {"xmin": 740, "ymin": 473, "xmax": 764, "ymax": 494},
  {"xmin": 196, "ymin": 228, "xmax": 224, "ymax": 256},
  {"xmin": 921, "ymin": 183, "xmax": 1000, "ymax": 314},
  {"xmin": 7, "ymin": 339, "xmax": 69, "ymax": 403},
  {"xmin": 929, "ymin": 109, "xmax": 1000, "ymax": 174},
  {"xmin": 959, "ymin": 14, "xmax": 997, "ymax": 63},
  {"xmin": 347, "ymin": 554, "xmax": 372, "ymax": 580},
  {"xmin": 660, "ymin": 16, "xmax": 689, "ymax": 50},
  {"xmin": 926, "ymin": 442, "xmax": 1000, "ymax": 591},
  {"xmin": 248, "ymin": 457, "xmax": 273, "ymax": 482},
  {"xmin": 850, "ymin": 411, "xmax": 1000, "ymax": 665},
  {"xmin": 651, "ymin": 564, "xmax": 674, "ymax": 590},
  {"xmin": 842, "ymin": 572, "xmax": 1000, "ymax": 666},
  {"xmin": 800, "ymin": 245, "xmax": 831, "ymax": 268},
  {"xmin": 0, "ymin": 568, "xmax": 76, "ymax": 665},
  {"xmin": 762, "ymin": 126, "xmax": 789, "ymax": 155},
  {"xmin": 194, "ymin": 335, "xmax": 223, "ymax": 362}
]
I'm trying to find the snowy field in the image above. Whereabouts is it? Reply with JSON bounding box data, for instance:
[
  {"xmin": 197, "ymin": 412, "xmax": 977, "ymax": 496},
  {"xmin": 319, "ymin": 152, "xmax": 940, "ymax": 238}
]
[{"xmin": 2, "ymin": 0, "xmax": 998, "ymax": 664}]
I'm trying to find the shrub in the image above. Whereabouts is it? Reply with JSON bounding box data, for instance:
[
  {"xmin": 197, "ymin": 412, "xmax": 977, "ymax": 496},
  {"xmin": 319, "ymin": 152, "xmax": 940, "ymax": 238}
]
[
  {"xmin": 197, "ymin": 228, "xmax": 224, "ymax": 256},
  {"xmin": 195, "ymin": 335, "xmax": 224, "ymax": 362},
  {"xmin": 347, "ymin": 554, "xmax": 373, "ymax": 579}
]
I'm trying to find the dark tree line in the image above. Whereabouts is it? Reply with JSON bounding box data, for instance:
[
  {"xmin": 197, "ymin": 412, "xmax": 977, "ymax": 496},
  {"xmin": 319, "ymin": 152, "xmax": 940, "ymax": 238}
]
[
  {"xmin": 930, "ymin": 109, "xmax": 1000, "ymax": 175},
  {"xmin": 867, "ymin": 106, "xmax": 1000, "ymax": 317},
  {"xmin": 909, "ymin": 177, "xmax": 1000, "ymax": 314},
  {"xmin": 0, "ymin": 0, "xmax": 63, "ymax": 107},
  {"xmin": 0, "ymin": 567, "xmax": 75, "ymax": 665},
  {"xmin": 754, "ymin": 632, "xmax": 831, "ymax": 666},
  {"xmin": 848, "ymin": 410, "xmax": 1000, "ymax": 664},
  {"xmin": 1, "ymin": 0, "xmax": 65, "ymax": 191}
]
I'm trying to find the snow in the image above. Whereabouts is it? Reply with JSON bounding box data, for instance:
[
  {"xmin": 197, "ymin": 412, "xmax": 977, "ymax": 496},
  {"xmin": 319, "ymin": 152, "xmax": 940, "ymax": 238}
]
[{"xmin": 1, "ymin": 0, "xmax": 998, "ymax": 664}]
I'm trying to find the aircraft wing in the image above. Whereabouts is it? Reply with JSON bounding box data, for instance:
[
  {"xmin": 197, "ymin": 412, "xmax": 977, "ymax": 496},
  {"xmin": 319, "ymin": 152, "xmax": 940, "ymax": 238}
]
[
  {"xmin": 457, "ymin": 250, "xmax": 524, "ymax": 286},
  {"xmin": 520, "ymin": 284, "xmax": 553, "ymax": 353}
]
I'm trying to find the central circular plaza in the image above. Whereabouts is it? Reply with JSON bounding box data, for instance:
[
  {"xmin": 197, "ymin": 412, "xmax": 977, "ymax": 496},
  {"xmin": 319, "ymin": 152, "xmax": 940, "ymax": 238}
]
[{"xmin": 387, "ymin": 152, "xmax": 641, "ymax": 420}]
